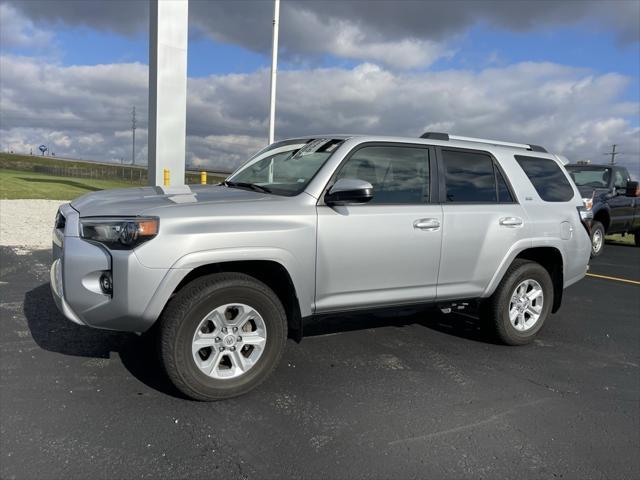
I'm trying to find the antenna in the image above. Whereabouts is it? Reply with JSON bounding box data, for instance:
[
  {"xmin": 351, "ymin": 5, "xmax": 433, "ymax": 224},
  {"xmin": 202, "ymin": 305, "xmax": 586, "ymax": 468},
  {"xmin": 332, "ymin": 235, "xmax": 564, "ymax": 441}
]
[{"xmin": 132, "ymin": 105, "xmax": 137, "ymax": 165}]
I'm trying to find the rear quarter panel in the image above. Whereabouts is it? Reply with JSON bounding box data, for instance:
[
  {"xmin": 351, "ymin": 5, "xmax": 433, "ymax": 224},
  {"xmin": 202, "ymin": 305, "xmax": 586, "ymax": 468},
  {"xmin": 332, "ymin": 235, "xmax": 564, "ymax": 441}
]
[{"xmin": 487, "ymin": 150, "xmax": 591, "ymax": 293}]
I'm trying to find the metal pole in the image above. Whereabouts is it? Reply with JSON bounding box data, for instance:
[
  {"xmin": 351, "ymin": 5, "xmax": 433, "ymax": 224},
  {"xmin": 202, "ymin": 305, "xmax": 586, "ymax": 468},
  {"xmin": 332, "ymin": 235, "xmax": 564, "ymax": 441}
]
[
  {"xmin": 148, "ymin": 0, "xmax": 189, "ymax": 186},
  {"xmin": 610, "ymin": 144, "xmax": 616, "ymax": 165},
  {"xmin": 268, "ymin": 0, "xmax": 280, "ymax": 145},
  {"xmin": 132, "ymin": 105, "xmax": 136, "ymax": 165}
]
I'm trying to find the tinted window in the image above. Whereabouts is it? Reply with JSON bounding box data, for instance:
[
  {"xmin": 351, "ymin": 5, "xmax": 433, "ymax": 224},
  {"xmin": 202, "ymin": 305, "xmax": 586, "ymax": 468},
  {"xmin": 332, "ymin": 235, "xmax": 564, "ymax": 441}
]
[
  {"xmin": 336, "ymin": 145, "xmax": 429, "ymax": 204},
  {"xmin": 442, "ymin": 150, "xmax": 496, "ymax": 202},
  {"xmin": 496, "ymin": 168, "xmax": 514, "ymax": 203},
  {"xmin": 515, "ymin": 155, "xmax": 574, "ymax": 202}
]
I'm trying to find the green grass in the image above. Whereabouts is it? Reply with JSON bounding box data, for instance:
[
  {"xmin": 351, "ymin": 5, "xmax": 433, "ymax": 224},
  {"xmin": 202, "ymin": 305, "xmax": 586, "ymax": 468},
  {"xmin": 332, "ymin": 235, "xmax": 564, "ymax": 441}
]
[
  {"xmin": 606, "ymin": 233, "xmax": 636, "ymax": 246},
  {"xmin": 0, "ymin": 153, "xmax": 227, "ymax": 199},
  {"xmin": 0, "ymin": 153, "xmax": 226, "ymax": 187},
  {"xmin": 0, "ymin": 168, "xmax": 138, "ymax": 200}
]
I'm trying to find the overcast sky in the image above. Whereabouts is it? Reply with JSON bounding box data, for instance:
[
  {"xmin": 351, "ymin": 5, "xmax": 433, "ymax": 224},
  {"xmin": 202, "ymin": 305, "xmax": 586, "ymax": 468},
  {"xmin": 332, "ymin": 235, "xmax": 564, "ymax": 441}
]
[{"xmin": 0, "ymin": 0, "xmax": 639, "ymax": 174}]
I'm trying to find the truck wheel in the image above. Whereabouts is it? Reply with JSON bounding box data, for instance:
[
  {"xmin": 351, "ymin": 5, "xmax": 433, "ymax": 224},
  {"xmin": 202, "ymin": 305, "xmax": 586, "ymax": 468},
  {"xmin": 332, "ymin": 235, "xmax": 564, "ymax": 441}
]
[
  {"xmin": 590, "ymin": 221, "xmax": 605, "ymax": 257},
  {"xmin": 158, "ymin": 272, "xmax": 287, "ymax": 401},
  {"xmin": 481, "ymin": 259, "xmax": 553, "ymax": 346}
]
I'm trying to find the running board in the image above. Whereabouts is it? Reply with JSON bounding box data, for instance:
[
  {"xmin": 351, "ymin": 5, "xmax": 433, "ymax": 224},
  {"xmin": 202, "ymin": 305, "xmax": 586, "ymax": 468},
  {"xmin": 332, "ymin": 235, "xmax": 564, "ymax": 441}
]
[{"xmin": 439, "ymin": 302, "xmax": 470, "ymax": 314}]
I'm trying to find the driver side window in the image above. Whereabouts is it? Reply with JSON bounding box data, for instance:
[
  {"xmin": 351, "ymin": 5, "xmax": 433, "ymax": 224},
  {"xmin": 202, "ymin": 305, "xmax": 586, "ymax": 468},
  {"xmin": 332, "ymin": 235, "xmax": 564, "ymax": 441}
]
[
  {"xmin": 335, "ymin": 145, "xmax": 430, "ymax": 204},
  {"xmin": 614, "ymin": 170, "xmax": 627, "ymax": 189}
]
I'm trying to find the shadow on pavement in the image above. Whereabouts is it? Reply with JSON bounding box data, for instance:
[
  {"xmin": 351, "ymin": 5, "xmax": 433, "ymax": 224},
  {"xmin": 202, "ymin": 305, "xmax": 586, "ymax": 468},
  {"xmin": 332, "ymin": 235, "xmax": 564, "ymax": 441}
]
[
  {"xmin": 24, "ymin": 282, "xmax": 496, "ymax": 398},
  {"xmin": 23, "ymin": 283, "xmax": 186, "ymax": 399},
  {"xmin": 304, "ymin": 304, "xmax": 496, "ymax": 344},
  {"xmin": 18, "ymin": 177, "xmax": 102, "ymax": 192}
]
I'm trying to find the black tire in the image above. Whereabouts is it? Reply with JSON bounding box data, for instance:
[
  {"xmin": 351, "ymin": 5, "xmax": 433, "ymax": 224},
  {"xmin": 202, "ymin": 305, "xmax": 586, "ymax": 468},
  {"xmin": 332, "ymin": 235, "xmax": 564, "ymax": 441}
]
[
  {"xmin": 481, "ymin": 259, "xmax": 553, "ymax": 346},
  {"xmin": 158, "ymin": 272, "xmax": 287, "ymax": 401},
  {"xmin": 590, "ymin": 221, "xmax": 605, "ymax": 257},
  {"xmin": 634, "ymin": 232, "xmax": 640, "ymax": 247}
]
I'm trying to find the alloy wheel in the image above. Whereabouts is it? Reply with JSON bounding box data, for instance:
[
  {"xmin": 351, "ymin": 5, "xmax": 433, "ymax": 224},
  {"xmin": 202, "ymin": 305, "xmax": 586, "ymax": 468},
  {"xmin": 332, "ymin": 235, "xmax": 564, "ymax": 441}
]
[{"xmin": 191, "ymin": 303, "xmax": 267, "ymax": 379}]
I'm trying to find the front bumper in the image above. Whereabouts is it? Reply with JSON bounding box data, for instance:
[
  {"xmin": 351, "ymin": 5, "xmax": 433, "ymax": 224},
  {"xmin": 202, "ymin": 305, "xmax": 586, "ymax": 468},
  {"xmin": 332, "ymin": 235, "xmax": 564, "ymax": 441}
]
[
  {"xmin": 50, "ymin": 204, "xmax": 172, "ymax": 333},
  {"xmin": 50, "ymin": 257, "xmax": 85, "ymax": 326}
]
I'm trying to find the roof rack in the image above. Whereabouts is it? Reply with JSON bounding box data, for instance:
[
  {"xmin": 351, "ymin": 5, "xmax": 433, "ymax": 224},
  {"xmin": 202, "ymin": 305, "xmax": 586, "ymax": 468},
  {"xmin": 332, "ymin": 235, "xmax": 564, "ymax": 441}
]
[{"xmin": 420, "ymin": 132, "xmax": 547, "ymax": 153}]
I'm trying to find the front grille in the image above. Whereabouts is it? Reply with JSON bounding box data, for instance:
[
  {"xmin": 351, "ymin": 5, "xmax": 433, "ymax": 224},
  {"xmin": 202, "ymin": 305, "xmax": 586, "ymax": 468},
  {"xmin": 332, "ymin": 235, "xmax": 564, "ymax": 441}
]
[{"xmin": 55, "ymin": 211, "xmax": 66, "ymax": 230}]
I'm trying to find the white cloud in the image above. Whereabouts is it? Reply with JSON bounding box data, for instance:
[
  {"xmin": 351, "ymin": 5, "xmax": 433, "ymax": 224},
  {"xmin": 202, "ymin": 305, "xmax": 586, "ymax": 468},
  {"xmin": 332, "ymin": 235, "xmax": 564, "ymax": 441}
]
[{"xmin": 1, "ymin": 55, "xmax": 638, "ymax": 175}]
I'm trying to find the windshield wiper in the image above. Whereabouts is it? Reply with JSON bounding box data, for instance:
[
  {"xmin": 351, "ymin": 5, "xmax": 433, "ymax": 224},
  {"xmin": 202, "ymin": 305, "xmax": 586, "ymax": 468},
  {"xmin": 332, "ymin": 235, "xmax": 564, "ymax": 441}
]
[{"xmin": 222, "ymin": 180, "xmax": 272, "ymax": 194}]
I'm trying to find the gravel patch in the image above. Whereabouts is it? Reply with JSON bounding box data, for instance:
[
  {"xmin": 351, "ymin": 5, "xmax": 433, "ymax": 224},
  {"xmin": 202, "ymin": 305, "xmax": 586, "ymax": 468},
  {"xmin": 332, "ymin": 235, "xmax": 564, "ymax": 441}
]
[{"xmin": 0, "ymin": 199, "xmax": 69, "ymax": 250}]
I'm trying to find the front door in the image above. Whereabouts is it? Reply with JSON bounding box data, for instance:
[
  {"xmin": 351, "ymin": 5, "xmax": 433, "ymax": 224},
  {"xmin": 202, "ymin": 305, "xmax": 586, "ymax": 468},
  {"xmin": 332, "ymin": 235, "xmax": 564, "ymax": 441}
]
[{"xmin": 315, "ymin": 143, "xmax": 443, "ymax": 312}]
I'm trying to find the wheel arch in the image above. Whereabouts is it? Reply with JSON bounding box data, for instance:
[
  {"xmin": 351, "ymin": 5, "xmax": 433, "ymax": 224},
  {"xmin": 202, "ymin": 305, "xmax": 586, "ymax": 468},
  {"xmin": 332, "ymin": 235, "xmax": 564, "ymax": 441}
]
[
  {"xmin": 514, "ymin": 247, "xmax": 564, "ymax": 313},
  {"xmin": 142, "ymin": 248, "xmax": 309, "ymax": 339},
  {"xmin": 593, "ymin": 207, "xmax": 610, "ymax": 232},
  {"xmin": 484, "ymin": 243, "xmax": 565, "ymax": 313},
  {"xmin": 171, "ymin": 260, "xmax": 303, "ymax": 341}
]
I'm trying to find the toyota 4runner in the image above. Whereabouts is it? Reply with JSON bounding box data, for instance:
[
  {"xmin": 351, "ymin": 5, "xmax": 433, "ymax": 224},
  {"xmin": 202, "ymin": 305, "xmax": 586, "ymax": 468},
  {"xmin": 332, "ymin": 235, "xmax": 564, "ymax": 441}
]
[{"xmin": 51, "ymin": 133, "xmax": 592, "ymax": 400}]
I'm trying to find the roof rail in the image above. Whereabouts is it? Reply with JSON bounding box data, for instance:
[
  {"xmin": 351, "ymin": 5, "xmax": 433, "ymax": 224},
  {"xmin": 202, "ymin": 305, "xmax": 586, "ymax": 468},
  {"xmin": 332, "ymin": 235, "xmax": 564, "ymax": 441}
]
[{"xmin": 420, "ymin": 132, "xmax": 547, "ymax": 153}]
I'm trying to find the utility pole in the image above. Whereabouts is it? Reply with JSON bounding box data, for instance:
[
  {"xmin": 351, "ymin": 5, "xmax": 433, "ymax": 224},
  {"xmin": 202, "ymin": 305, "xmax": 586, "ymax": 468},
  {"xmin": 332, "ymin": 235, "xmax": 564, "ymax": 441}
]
[
  {"xmin": 268, "ymin": 0, "xmax": 280, "ymax": 145},
  {"xmin": 603, "ymin": 144, "xmax": 624, "ymax": 165},
  {"xmin": 132, "ymin": 105, "xmax": 137, "ymax": 165}
]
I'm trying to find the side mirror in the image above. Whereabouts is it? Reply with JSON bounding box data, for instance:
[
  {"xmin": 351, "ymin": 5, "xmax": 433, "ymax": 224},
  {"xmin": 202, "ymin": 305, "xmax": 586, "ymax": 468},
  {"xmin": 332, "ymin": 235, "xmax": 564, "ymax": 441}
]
[
  {"xmin": 625, "ymin": 180, "xmax": 639, "ymax": 197},
  {"xmin": 325, "ymin": 178, "xmax": 373, "ymax": 206}
]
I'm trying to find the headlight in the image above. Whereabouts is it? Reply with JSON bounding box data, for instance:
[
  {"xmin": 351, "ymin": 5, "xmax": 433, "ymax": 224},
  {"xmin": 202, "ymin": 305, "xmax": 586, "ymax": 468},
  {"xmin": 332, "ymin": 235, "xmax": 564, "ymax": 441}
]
[
  {"xmin": 582, "ymin": 197, "xmax": 593, "ymax": 211},
  {"xmin": 80, "ymin": 217, "xmax": 159, "ymax": 249}
]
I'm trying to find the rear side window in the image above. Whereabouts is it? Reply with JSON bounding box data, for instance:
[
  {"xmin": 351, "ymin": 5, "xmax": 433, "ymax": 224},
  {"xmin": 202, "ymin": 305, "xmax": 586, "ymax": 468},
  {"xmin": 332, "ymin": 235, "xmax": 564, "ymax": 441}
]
[
  {"xmin": 442, "ymin": 149, "xmax": 497, "ymax": 202},
  {"xmin": 496, "ymin": 169, "xmax": 514, "ymax": 203},
  {"xmin": 515, "ymin": 155, "xmax": 574, "ymax": 202}
]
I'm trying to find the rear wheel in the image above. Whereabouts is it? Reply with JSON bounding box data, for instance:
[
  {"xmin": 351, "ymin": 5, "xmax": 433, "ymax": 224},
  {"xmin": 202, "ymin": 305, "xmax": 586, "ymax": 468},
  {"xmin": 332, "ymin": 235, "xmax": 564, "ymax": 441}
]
[
  {"xmin": 158, "ymin": 273, "xmax": 287, "ymax": 401},
  {"xmin": 590, "ymin": 221, "xmax": 605, "ymax": 257},
  {"xmin": 634, "ymin": 232, "xmax": 640, "ymax": 247},
  {"xmin": 481, "ymin": 259, "xmax": 553, "ymax": 345}
]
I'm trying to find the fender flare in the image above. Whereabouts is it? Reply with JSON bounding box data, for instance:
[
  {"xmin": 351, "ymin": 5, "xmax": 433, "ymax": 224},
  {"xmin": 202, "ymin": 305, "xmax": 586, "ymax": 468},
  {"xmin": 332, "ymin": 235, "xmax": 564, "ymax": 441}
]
[
  {"xmin": 482, "ymin": 238, "xmax": 566, "ymax": 302},
  {"xmin": 141, "ymin": 246, "xmax": 312, "ymax": 326}
]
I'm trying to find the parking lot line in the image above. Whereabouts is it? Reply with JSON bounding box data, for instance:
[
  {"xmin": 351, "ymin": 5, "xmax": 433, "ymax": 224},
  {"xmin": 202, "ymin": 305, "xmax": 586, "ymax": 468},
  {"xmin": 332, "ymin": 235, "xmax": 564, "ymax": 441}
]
[{"xmin": 586, "ymin": 272, "xmax": 640, "ymax": 286}]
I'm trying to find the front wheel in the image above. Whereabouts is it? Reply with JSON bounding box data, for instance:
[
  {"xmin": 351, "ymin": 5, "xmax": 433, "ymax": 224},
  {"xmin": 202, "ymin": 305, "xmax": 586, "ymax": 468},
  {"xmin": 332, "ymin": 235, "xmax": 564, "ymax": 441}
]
[
  {"xmin": 634, "ymin": 232, "xmax": 640, "ymax": 247},
  {"xmin": 590, "ymin": 221, "xmax": 605, "ymax": 257},
  {"xmin": 481, "ymin": 259, "xmax": 553, "ymax": 345},
  {"xmin": 158, "ymin": 273, "xmax": 287, "ymax": 401}
]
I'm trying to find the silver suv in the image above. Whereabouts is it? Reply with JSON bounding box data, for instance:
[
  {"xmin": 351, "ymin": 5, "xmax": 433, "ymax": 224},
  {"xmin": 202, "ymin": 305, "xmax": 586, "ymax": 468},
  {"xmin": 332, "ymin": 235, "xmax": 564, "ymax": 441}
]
[{"xmin": 51, "ymin": 133, "xmax": 591, "ymax": 400}]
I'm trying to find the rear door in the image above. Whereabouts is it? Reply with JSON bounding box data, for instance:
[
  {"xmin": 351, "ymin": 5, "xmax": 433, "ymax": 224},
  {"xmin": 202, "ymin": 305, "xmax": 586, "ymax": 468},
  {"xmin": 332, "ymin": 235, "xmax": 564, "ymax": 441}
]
[
  {"xmin": 436, "ymin": 148, "xmax": 529, "ymax": 300},
  {"xmin": 315, "ymin": 143, "xmax": 443, "ymax": 312}
]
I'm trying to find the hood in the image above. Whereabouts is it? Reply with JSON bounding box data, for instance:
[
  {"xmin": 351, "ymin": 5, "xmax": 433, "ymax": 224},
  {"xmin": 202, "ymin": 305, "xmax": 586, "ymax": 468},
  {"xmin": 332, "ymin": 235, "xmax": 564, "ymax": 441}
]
[
  {"xmin": 576, "ymin": 185, "xmax": 611, "ymax": 199},
  {"xmin": 71, "ymin": 184, "xmax": 272, "ymax": 217}
]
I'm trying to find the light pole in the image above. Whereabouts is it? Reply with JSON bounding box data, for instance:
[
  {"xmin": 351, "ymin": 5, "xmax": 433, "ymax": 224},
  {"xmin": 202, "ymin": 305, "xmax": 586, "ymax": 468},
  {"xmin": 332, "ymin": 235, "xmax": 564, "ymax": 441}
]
[
  {"xmin": 268, "ymin": 0, "xmax": 280, "ymax": 145},
  {"xmin": 132, "ymin": 105, "xmax": 136, "ymax": 165}
]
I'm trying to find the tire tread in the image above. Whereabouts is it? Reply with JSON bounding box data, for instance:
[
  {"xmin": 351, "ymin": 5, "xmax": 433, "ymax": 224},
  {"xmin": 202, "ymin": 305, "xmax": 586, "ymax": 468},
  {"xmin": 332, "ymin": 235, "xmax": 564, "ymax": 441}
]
[
  {"xmin": 158, "ymin": 272, "xmax": 286, "ymax": 401},
  {"xmin": 482, "ymin": 259, "xmax": 552, "ymax": 346}
]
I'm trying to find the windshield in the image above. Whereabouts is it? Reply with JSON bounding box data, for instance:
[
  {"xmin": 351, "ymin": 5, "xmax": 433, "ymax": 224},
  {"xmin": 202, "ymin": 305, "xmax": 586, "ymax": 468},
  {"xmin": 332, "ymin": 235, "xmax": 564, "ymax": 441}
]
[
  {"xmin": 566, "ymin": 166, "xmax": 611, "ymax": 188},
  {"xmin": 226, "ymin": 138, "xmax": 344, "ymax": 196}
]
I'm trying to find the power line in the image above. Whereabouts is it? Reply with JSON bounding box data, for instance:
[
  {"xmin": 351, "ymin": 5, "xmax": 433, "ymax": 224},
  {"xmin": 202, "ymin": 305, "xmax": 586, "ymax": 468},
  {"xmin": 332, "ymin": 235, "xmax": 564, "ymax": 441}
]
[{"xmin": 132, "ymin": 105, "xmax": 137, "ymax": 165}]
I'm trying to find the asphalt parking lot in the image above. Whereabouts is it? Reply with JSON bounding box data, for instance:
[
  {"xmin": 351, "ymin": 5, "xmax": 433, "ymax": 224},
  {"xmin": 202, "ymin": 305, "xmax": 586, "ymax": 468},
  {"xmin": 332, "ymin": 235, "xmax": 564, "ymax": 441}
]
[{"xmin": 1, "ymin": 244, "xmax": 639, "ymax": 479}]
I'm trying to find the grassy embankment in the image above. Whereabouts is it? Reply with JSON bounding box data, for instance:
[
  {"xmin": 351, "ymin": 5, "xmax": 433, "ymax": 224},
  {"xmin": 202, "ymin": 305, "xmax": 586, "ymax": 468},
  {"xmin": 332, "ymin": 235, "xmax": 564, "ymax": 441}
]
[{"xmin": 0, "ymin": 153, "xmax": 226, "ymax": 200}]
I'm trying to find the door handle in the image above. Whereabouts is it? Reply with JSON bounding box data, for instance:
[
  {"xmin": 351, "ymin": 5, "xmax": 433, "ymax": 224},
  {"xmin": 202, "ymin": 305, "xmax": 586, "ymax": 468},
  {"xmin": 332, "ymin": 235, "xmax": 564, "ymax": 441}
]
[
  {"xmin": 414, "ymin": 218, "xmax": 440, "ymax": 231},
  {"xmin": 499, "ymin": 217, "xmax": 523, "ymax": 227}
]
